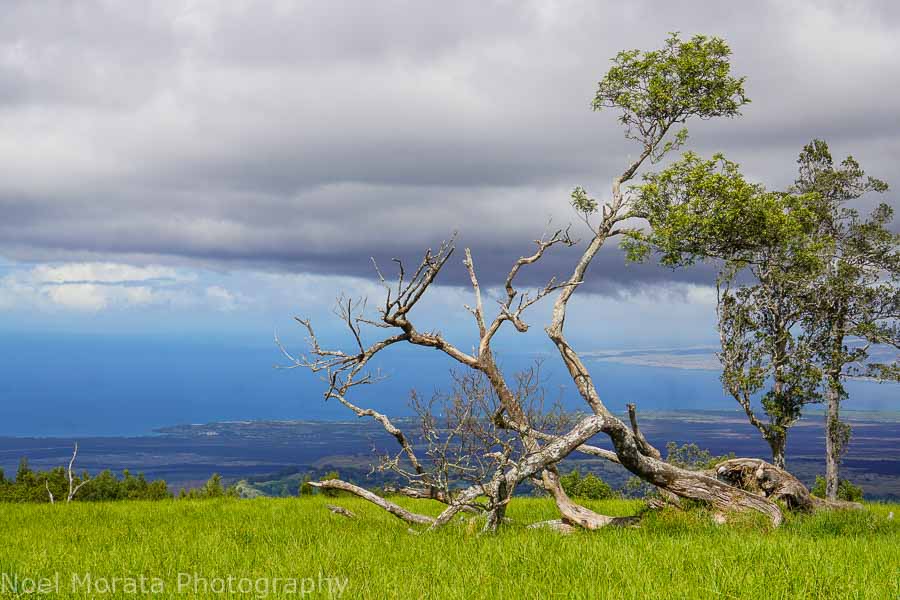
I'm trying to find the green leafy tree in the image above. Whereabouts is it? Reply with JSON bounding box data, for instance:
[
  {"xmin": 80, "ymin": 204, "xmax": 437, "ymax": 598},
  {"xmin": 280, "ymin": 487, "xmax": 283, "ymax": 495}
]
[
  {"xmin": 591, "ymin": 33, "xmax": 747, "ymax": 163},
  {"xmin": 16, "ymin": 458, "xmax": 34, "ymax": 485},
  {"xmin": 625, "ymin": 153, "xmax": 826, "ymax": 468},
  {"xmin": 624, "ymin": 140, "xmax": 897, "ymax": 486},
  {"xmin": 80, "ymin": 470, "xmax": 122, "ymax": 501},
  {"xmin": 791, "ymin": 140, "xmax": 899, "ymax": 500},
  {"xmin": 203, "ymin": 473, "xmax": 225, "ymax": 498}
]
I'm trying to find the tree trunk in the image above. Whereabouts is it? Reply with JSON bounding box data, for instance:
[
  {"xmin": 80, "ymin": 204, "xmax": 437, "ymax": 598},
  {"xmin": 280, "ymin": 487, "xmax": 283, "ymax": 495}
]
[
  {"xmin": 767, "ymin": 432, "xmax": 786, "ymax": 470},
  {"xmin": 825, "ymin": 379, "xmax": 840, "ymax": 502}
]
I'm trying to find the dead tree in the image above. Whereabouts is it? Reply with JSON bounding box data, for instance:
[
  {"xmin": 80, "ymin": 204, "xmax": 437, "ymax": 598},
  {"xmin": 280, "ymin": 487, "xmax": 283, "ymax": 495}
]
[
  {"xmin": 280, "ymin": 34, "xmax": 823, "ymax": 530},
  {"xmin": 44, "ymin": 443, "xmax": 89, "ymax": 505},
  {"xmin": 66, "ymin": 443, "xmax": 89, "ymax": 503},
  {"xmin": 279, "ymin": 230, "xmax": 794, "ymax": 529}
]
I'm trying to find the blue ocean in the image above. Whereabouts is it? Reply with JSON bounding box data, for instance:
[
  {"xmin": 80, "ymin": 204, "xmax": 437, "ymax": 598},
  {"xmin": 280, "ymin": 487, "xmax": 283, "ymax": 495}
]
[{"xmin": 0, "ymin": 332, "xmax": 896, "ymax": 437}]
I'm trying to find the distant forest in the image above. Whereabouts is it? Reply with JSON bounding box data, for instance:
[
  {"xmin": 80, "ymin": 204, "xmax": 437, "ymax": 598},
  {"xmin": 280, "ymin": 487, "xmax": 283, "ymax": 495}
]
[{"xmin": 0, "ymin": 458, "xmax": 237, "ymax": 503}]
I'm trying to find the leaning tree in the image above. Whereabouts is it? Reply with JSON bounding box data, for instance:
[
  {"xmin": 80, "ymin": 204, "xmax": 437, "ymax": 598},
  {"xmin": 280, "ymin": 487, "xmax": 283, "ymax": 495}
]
[{"xmin": 281, "ymin": 34, "xmax": 828, "ymax": 532}]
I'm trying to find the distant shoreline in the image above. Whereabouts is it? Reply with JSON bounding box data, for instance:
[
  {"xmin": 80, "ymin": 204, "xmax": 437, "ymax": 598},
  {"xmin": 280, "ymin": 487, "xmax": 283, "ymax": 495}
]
[{"xmin": 1, "ymin": 407, "xmax": 899, "ymax": 441}]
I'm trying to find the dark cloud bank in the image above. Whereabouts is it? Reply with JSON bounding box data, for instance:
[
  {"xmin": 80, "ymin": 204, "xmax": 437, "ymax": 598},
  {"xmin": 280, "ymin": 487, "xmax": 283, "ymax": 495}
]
[{"xmin": 1, "ymin": 1, "xmax": 897, "ymax": 291}]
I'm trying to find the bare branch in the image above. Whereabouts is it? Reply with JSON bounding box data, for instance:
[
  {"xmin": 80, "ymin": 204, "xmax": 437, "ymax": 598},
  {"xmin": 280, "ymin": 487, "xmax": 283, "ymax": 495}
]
[
  {"xmin": 309, "ymin": 480, "xmax": 435, "ymax": 526},
  {"xmin": 66, "ymin": 442, "xmax": 88, "ymax": 503}
]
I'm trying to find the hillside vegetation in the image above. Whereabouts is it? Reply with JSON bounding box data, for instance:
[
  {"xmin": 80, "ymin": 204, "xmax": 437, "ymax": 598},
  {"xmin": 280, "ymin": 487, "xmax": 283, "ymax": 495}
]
[{"xmin": 0, "ymin": 497, "xmax": 896, "ymax": 599}]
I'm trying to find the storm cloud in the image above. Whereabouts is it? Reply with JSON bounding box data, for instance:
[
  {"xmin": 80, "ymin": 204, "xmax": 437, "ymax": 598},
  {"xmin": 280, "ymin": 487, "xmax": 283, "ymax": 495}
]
[{"xmin": 1, "ymin": 0, "xmax": 898, "ymax": 292}]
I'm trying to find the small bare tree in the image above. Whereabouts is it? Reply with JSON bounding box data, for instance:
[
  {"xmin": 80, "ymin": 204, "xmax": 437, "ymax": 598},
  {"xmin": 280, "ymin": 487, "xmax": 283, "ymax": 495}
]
[
  {"xmin": 45, "ymin": 443, "xmax": 89, "ymax": 504},
  {"xmin": 66, "ymin": 442, "xmax": 89, "ymax": 502}
]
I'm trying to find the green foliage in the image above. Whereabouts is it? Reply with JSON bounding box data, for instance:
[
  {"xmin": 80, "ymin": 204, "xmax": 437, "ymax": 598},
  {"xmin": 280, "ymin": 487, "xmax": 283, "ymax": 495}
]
[
  {"xmin": 574, "ymin": 474, "xmax": 614, "ymax": 500},
  {"xmin": 559, "ymin": 469, "xmax": 615, "ymax": 500},
  {"xmin": 205, "ymin": 473, "xmax": 225, "ymax": 498},
  {"xmin": 624, "ymin": 152, "xmax": 821, "ymax": 267},
  {"xmin": 0, "ymin": 457, "xmax": 243, "ymax": 503},
  {"xmin": 570, "ymin": 32, "xmax": 750, "ymax": 223},
  {"xmin": 665, "ymin": 442, "xmax": 735, "ymax": 471},
  {"xmin": 0, "ymin": 460, "xmax": 172, "ymax": 503},
  {"xmin": 179, "ymin": 473, "xmax": 240, "ymax": 500},
  {"xmin": 16, "ymin": 457, "xmax": 33, "ymax": 484},
  {"xmin": 298, "ymin": 474, "xmax": 314, "ymax": 497},
  {"xmin": 811, "ymin": 476, "xmax": 864, "ymax": 502},
  {"xmin": 78, "ymin": 469, "xmax": 171, "ymax": 502},
  {"xmin": 559, "ymin": 468, "xmax": 582, "ymax": 496},
  {"xmin": 570, "ymin": 186, "xmax": 597, "ymax": 215},
  {"xmin": 791, "ymin": 140, "xmax": 898, "ymax": 387},
  {"xmin": 789, "ymin": 140, "xmax": 898, "ymax": 478},
  {"xmin": 594, "ymin": 32, "xmax": 748, "ymax": 159}
]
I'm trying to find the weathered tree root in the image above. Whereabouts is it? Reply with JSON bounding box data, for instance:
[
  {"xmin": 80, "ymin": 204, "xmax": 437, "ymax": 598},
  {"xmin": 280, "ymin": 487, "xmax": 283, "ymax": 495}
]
[
  {"xmin": 712, "ymin": 458, "xmax": 863, "ymax": 513},
  {"xmin": 713, "ymin": 458, "xmax": 814, "ymax": 511}
]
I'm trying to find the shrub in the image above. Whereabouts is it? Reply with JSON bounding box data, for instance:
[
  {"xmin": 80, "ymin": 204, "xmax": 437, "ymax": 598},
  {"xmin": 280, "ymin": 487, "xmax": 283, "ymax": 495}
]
[
  {"xmin": 177, "ymin": 474, "xmax": 239, "ymax": 500},
  {"xmin": 559, "ymin": 469, "xmax": 615, "ymax": 500},
  {"xmin": 576, "ymin": 474, "xmax": 615, "ymax": 500},
  {"xmin": 811, "ymin": 476, "xmax": 863, "ymax": 502},
  {"xmin": 559, "ymin": 469, "xmax": 582, "ymax": 497},
  {"xmin": 665, "ymin": 442, "xmax": 735, "ymax": 471},
  {"xmin": 298, "ymin": 474, "xmax": 314, "ymax": 497}
]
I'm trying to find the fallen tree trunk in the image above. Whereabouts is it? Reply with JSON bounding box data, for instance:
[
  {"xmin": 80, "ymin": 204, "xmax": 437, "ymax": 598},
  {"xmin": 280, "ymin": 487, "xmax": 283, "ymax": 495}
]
[{"xmin": 309, "ymin": 480, "xmax": 435, "ymax": 526}]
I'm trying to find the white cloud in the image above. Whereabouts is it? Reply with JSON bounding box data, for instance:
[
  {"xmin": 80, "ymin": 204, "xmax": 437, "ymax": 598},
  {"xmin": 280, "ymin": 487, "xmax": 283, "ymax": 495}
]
[
  {"xmin": 30, "ymin": 262, "xmax": 190, "ymax": 284},
  {"xmin": 0, "ymin": 260, "xmax": 233, "ymax": 313},
  {"xmin": 45, "ymin": 283, "xmax": 108, "ymax": 311},
  {"xmin": 205, "ymin": 285, "xmax": 248, "ymax": 312}
]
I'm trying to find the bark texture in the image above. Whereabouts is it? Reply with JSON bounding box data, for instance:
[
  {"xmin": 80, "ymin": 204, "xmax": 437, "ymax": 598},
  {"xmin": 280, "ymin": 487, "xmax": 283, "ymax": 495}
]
[
  {"xmin": 714, "ymin": 458, "xmax": 813, "ymax": 511},
  {"xmin": 825, "ymin": 379, "xmax": 841, "ymax": 502}
]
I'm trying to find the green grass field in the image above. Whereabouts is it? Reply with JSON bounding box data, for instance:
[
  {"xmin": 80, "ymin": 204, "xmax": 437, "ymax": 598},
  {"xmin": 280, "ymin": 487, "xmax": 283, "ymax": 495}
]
[{"xmin": 0, "ymin": 496, "xmax": 897, "ymax": 599}]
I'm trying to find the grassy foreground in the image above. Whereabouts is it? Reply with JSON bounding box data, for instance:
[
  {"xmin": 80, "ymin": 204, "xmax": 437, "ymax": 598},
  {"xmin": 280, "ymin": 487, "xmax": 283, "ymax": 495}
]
[{"xmin": 0, "ymin": 496, "xmax": 897, "ymax": 599}]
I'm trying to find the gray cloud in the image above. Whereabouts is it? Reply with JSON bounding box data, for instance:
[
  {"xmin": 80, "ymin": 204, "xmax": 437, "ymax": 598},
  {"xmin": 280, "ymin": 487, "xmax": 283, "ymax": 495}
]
[{"xmin": 1, "ymin": 0, "xmax": 897, "ymax": 291}]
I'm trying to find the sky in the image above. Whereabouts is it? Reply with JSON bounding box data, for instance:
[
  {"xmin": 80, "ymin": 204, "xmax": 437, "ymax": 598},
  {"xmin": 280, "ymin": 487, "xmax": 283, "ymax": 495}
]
[{"xmin": 1, "ymin": 1, "xmax": 899, "ymax": 354}]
